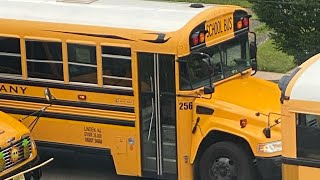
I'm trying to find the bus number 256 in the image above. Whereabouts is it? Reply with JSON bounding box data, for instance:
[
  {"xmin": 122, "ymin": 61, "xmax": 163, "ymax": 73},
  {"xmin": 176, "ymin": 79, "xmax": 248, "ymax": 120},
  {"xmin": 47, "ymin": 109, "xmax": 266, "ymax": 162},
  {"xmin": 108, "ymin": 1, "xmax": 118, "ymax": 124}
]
[{"xmin": 179, "ymin": 102, "xmax": 193, "ymax": 110}]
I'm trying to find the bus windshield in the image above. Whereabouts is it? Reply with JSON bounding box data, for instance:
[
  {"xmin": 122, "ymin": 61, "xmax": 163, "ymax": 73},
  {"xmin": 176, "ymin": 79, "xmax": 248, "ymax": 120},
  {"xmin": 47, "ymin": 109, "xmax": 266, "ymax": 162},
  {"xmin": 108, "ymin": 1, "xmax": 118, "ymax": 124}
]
[{"xmin": 180, "ymin": 35, "xmax": 251, "ymax": 90}]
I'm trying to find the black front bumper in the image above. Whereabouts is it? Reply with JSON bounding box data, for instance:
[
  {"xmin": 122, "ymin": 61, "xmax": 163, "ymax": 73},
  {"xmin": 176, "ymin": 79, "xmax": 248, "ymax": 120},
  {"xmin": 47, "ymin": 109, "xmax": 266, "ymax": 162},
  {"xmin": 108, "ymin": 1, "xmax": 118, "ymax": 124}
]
[
  {"xmin": 2, "ymin": 156, "xmax": 42, "ymax": 180},
  {"xmin": 255, "ymin": 156, "xmax": 282, "ymax": 180}
]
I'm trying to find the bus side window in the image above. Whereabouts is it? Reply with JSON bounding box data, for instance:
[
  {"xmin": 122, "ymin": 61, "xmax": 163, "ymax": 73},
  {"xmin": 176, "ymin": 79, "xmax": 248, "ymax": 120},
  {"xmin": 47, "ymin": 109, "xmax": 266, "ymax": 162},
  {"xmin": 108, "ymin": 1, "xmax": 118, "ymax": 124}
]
[
  {"xmin": 26, "ymin": 40, "xmax": 63, "ymax": 81},
  {"xmin": 101, "ymin": 46, "xmax": 132, "ymax": 88},
  {"xmin": 68, "ymin": 43, "xmax": 97, "ymax": 84},
  {"xmin": 0, "ymin": 37, "xmax": 22, "ymax": 75},
  {"xmin": 296, "ymin": 113, "xmax": 320, "ymax": 161}
]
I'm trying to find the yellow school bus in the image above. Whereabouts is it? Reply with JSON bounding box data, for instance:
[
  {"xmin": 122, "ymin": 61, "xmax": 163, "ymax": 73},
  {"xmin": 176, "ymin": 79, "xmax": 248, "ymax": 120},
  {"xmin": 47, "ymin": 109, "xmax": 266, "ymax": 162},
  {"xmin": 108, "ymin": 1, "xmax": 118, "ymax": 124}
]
[
  {"xmin": 0, "ymin": 112, "xmax": 40, "ymax": 179},
  {"xmin": 280, "ymin": 53, "xmax": 320, "ymax": 180},
  {"xmin": 0, "ymin": 0, "xmax": 282, "ymax": 179}
]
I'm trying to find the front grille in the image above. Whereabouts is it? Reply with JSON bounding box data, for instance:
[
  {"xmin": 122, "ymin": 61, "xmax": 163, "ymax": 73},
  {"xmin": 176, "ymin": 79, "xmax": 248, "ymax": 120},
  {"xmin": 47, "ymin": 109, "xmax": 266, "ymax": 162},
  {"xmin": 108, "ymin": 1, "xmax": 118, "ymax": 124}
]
[{"xmin": 0, "ymin": 137, "xmax": 32, "ymax": 171}]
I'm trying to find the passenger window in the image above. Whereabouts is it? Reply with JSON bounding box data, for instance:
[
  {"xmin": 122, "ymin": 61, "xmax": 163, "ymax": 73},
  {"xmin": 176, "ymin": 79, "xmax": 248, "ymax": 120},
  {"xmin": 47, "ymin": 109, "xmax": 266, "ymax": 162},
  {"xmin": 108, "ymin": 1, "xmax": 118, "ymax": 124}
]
[
  {"xmin": 296, "ymin": 113, "xmax": 320, "ymax": 161},
  {"xmin": 68, "ymin": 44, "xmax": 97, "ymax": 84},
  {"xmin": 102, "ymin": 46, "xmax": 132, "ymax": 88},
  {"xmin": 0, "ymin": 37, "xmax": 22, "ymax": 75},
  {"xmin": 26, "ymin": 40, "xmax": 63, "ymax": 80}
]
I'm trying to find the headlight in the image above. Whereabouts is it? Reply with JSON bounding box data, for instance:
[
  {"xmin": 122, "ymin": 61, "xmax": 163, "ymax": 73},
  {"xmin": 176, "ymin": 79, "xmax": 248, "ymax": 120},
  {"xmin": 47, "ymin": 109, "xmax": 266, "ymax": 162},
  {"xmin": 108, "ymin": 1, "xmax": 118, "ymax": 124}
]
[{"xmin": 257, "ymin": 141, "xmax": 282, "ymax": 153}]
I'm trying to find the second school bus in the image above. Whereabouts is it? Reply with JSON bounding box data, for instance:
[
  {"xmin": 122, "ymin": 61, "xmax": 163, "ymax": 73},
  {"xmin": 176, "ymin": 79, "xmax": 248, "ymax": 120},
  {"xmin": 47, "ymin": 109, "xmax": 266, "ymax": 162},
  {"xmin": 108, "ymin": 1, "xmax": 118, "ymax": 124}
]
[
  {"xmin": 0, "ymin": 0, "xmax": 282, "ymax": 179},
  {"xmin": 280, "ymin": 53, "xmax": 320, "ymax": 180}
]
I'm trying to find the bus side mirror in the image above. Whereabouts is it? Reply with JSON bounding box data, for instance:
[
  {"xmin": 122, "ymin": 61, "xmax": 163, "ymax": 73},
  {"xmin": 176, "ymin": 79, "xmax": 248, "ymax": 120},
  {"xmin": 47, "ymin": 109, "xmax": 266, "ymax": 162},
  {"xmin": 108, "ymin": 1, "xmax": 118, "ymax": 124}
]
[
  {"xmin": 250, "ymin": 42, "xmax": 257, "ymax": 59},
  {"xmin": 250, "ymin": 42, "xmax": 258, "ymax": 74},
  {"xmin": 263, "ymin": 127, "xmax": 271, "ymax": 138},
  {"xmin": 204, "ymin": 85, "xmax": 215, "ymax": 94},
  {"xmin": 44, "ymin": 88, "xmax": 53, "ymax": 103}
]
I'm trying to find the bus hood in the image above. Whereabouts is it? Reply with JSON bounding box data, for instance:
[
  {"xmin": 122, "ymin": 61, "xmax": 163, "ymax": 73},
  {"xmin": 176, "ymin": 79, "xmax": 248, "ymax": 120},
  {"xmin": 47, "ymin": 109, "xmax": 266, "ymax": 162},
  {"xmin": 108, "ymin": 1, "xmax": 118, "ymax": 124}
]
[
  {"xmin": 196, "ymin": 76, "xmax": 282, "ymax": 135},
  {"xmin": 0, "ymin": 111, "xmax": 29, "ymax": 149},
  {"xmin": 212, "ymin": 76, "xmax": 281, "ymax": 115}
]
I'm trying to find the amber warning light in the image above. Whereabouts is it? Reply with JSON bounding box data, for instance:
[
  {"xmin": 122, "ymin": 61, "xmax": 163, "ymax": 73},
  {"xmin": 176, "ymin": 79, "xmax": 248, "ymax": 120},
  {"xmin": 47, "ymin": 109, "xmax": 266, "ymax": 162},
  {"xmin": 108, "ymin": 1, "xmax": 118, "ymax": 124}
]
[
  {"xmin": 236, "ymin": 17, "xmax": 249, "ymax": 30},
  {"xmin": 192, "ymin": 31, "xmax": 206, "ymax": 46}
]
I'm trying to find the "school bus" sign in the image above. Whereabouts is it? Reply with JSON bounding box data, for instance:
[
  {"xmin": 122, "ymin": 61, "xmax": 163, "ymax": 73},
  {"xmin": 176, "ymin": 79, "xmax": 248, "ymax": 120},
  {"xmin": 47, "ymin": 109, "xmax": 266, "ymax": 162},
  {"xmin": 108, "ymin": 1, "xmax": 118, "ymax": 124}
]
[{"xmin": 205, "ymin": 14, "xmax": 233, "ymax": 42}]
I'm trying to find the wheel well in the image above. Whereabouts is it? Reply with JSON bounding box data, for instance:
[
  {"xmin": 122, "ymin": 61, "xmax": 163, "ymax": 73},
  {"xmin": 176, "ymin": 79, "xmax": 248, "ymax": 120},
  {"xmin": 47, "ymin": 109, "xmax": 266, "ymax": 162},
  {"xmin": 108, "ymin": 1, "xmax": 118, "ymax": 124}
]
[
  {"xmin": 193, "ymin": 130, "xmax": 259, "ymax": 179},
  {"xmin": 194, "ymin": 130, "xmax": 255, "ymax": 165}
]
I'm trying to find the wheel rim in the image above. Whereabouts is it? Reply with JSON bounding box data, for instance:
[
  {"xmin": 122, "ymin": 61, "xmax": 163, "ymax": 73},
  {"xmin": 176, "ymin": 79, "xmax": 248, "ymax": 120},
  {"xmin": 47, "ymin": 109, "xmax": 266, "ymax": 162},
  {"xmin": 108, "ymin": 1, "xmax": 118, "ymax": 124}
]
[{"xmin": 209, "ymin": 157, "xmax": 237, "ymax": 180}]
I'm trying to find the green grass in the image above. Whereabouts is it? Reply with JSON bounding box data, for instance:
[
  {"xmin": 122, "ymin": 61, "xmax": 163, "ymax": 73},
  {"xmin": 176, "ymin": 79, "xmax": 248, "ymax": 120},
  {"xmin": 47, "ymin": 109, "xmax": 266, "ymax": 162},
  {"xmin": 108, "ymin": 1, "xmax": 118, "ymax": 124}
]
[
  {"xmin": 258, "ymin": 40, "xmax": 296, "ymax": 73},
  {"xmin": 164, "ymin": 0, "xmax": 252, "ymax": 8},
  {"xmin": 254, "ymin": 23, "xmax": 270, "ymax": 35}
]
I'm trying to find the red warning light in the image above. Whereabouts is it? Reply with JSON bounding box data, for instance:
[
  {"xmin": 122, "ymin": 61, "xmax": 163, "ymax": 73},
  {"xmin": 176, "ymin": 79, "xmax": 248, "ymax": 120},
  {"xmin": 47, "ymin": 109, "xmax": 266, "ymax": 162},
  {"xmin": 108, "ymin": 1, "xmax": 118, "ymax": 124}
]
[
  {"xmin": 242, "ymin": 17, "xmax": 249, "ymax": 27},
  {"xmin": 192, "ymin": 35, "xmax": 199, "ymax": 46}
]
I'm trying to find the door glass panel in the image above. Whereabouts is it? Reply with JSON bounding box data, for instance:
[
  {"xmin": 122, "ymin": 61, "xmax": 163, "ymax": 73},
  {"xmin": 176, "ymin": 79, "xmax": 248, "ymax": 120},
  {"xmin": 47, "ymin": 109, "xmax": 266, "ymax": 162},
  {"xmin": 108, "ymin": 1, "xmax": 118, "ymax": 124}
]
[
  {"xmin": 158, "ymin": 54, "xmax": 177, "ymax": 175},
  {"xmin": 138, "ymin": 53, "xmax": 157, "ymax": 173},
  {"xmin": 138, "ymin": 53, "xmax": 177, "ymax": 178}
]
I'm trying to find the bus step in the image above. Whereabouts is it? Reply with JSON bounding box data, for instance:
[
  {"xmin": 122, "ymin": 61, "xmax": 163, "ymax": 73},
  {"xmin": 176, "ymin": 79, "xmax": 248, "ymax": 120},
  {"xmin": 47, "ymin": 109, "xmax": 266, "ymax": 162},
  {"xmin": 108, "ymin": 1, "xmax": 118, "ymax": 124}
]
[
  {"xmin": 151, "ymin": 141, "xmax": 176, "ymax": 159},
  {"xmin": 144, "ymin": 156, "xmax": 177, "ymax": 174},
  {"xmin": 162, "ymin": 125, "xmax": 176, "ymax": 143}
]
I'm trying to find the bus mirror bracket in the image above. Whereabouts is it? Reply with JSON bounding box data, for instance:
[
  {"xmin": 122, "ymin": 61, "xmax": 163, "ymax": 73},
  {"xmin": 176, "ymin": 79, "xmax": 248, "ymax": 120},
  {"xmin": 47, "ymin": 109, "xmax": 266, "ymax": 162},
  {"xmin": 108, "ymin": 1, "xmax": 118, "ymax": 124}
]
[{"xmin": 256, "ymin": 112, "xmax": 283, "ymax": 138}]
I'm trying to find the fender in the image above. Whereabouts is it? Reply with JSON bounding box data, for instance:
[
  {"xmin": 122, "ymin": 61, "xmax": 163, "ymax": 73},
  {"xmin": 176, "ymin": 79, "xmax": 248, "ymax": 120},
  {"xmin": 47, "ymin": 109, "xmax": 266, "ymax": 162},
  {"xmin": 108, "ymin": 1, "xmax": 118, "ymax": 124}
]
[{"xmin": 190, "ymin": 115, "xmax": 264, "ymax": 163}]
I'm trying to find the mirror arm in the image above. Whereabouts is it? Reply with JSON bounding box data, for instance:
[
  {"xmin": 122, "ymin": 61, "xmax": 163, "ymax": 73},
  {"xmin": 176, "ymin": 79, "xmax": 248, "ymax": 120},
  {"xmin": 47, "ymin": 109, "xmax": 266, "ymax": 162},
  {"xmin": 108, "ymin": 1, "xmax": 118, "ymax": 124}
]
[
  {"xmin": 202, "ymin": 93, "xmax": 212, "ymax": 100},
  {"xmin": 177, "ymin": 94, "xmax": 200, "ymax": 98},
  {"xmin": 19, "ymin": 110, "xmax": 40, "ymax": 122},
  {"xmin": 270, "ymin": 120, "xmax": 281, "ymax": 128}
]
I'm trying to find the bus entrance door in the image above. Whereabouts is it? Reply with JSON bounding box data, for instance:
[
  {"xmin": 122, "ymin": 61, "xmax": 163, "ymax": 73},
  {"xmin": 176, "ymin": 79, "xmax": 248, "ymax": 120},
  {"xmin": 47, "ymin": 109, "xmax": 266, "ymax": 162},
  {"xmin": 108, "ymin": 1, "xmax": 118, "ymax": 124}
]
[{"xmin": 138, "ymin": 53, "xmax": 177, "ymax": 179}]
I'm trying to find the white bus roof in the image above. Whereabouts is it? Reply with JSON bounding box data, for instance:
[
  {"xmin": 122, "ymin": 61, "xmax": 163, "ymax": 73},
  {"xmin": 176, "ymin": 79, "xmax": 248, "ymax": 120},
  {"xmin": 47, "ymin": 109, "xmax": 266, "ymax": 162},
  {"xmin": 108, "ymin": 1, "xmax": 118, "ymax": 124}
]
[
  {"xmin": 0, "ymin": 0, "xmax": 215, "ymax": 32},
  {"xmin": 290, "ymin": 54, "xmax": 320, "ymax": 102}
]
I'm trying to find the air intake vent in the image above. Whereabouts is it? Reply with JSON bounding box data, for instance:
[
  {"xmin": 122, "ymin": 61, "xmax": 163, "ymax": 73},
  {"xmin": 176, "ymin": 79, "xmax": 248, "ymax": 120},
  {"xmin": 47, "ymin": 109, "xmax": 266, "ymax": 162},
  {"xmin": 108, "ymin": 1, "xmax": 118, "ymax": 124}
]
[{"xmin": 57, "ymin": 0, "xmax": 97, "ymax": 4}]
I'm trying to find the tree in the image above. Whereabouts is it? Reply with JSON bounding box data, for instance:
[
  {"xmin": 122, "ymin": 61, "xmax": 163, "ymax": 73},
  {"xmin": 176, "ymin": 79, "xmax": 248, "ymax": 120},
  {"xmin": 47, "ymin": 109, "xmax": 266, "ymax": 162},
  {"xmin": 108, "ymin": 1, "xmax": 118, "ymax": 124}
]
[{"xmin": 249, "ymin": 0, "xmax": 320, "ymax": 64}]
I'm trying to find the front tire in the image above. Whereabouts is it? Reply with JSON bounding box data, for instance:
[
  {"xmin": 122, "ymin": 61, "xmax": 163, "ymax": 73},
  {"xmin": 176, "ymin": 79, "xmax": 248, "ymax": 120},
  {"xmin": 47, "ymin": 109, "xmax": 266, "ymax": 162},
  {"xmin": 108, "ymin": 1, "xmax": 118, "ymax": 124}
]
[{"xmin": 199, "ymin": 142, "xmax": 254, "ymax": 180}]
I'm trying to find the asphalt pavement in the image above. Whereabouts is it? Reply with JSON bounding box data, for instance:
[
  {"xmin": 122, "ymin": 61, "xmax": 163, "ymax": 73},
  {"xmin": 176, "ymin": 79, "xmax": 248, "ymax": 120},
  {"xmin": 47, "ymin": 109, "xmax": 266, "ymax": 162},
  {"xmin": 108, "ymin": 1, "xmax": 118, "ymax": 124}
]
[{"xmin": 39, "ymin": 148, "xmax": 148, "ymax": 180}]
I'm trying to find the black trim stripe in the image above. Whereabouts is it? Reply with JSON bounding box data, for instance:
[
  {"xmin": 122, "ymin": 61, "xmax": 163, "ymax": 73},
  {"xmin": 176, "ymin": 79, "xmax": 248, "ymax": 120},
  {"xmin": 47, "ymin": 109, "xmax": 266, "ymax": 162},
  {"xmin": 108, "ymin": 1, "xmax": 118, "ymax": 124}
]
[
  {"xmin": 283, "ymin": 157, "xmax": 320, "ymax": 168},
  {"xmin": 0, "ymin": 77, "xmax": 133, "ymax": 96},
  {"xmin": 141, "ymin": 33, "xmax": 171, "ymax": 43},
  {"xmin": 46, "ymin": 30, "xmax": 135, "ymax": 41},
  {"xmin": 0, "ymin": 107, "xmax": 135, "ymax": 127},
  {"xmin": 0, "ymin": 93, "xmax": 134, "ymax": 113},
  {"xmin": 36, "ymin": 140, "xmax": 111, "ymax": 156}
]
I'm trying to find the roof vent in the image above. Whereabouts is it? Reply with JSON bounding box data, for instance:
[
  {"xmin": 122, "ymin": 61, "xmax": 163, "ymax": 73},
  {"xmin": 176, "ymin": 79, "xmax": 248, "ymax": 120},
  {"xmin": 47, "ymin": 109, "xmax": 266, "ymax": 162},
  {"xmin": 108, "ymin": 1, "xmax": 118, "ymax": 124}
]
[
  {"xmin": 57, "ymin": 0, "xmax": 97, "ymax": 4},
  {"xmin": 190, "ymin": 3, "xmax": 204, "ymax": 8}
]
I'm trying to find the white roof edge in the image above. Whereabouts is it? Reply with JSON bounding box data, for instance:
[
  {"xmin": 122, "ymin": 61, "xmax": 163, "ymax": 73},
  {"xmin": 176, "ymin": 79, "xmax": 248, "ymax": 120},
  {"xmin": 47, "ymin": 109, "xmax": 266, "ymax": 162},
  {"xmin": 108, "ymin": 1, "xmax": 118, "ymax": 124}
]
[
  {"xmin": 290, "ymin": 56, "xmax": 320, "ymax": 102},
  {"xmin": 0, "ymin": 0, "xmax": 213, "ymax": 32}
]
